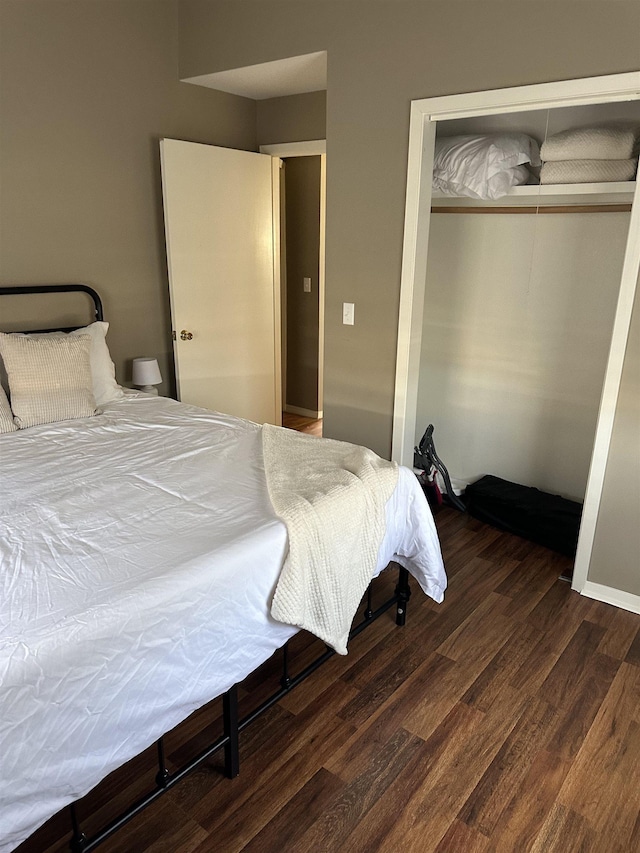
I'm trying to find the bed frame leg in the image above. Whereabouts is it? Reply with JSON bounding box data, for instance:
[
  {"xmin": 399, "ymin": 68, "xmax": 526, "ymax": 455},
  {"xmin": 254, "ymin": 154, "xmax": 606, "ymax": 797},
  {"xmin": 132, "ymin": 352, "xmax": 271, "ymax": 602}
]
[
  {"xmin": 69, "ymin": 804, "xmax": 87, "ymax": 852},
  {"xmin": 364, "ymin": 587, "xmax": 373, "ymax": 620},
  {"xmin": 281, "ymin": 642, "xmax": 291, "ymax": 690},
  {"xmin": 223, "ymin": 685, "xmax": 239, "ymax": 779},
  {"xmin": 156, "ymin": 737, "xmax": 170, "ymax": 788},
  {"xmin": 395, "ymin": 566, "xmax": 411, "ymax": 627}
]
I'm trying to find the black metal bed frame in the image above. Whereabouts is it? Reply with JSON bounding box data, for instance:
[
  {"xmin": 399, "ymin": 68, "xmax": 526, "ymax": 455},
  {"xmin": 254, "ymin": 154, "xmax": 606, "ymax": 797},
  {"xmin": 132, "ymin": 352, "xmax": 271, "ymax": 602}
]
[
  {"xmin": 67, "ymin": 570, "xmax": 411, "ymax": 852},
  {"xmin": 1, "ymin": 284, "xmax": 413, "ymax": 852},
  {"xmin": 0, "ymin": 283, "xmax": 104, "ymax": 329}
]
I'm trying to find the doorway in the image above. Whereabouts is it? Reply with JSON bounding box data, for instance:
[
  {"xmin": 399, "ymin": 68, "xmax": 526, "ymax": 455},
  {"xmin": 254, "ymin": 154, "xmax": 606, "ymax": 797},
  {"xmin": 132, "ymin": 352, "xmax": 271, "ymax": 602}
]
[{"xmin": 261, "ymin": 141, "xmax": 326, "ymax": 435}]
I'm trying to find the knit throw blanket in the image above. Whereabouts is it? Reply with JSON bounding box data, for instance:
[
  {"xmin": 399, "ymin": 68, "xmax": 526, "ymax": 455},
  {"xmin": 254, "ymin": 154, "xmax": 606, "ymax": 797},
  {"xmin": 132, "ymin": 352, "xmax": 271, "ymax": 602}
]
[
  {"xmin": 262, "ymin": 423, "xmax": 398, "ymax": 655},
  {"xmin": 540, "ymin": 127, "xmax": 638, "ymax": 161},
  {"xmin": 540, "ymin": 158, "xmax": 637, "ymax": 185}
]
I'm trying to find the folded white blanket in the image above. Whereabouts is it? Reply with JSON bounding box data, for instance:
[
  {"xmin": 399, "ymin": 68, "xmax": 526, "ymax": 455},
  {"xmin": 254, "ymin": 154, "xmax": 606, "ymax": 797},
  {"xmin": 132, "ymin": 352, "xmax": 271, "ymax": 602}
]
[
  {"xmin": 263, "ymin": 424, "xmax": 398, "ymax": 655},
  {"xmin": 540, "ymin": 158, "xmax": 638, "ymax": 185},
  {"xmin": 540, "ymin": 127, "xmax": 638, "ymax": 161}
]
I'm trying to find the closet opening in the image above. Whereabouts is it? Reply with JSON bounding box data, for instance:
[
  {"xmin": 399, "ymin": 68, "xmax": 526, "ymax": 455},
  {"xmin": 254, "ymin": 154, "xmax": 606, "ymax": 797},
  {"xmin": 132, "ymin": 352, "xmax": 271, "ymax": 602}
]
[{"xmin": 393, "ymin": 73, "xmax": 640, "ymax": 604}]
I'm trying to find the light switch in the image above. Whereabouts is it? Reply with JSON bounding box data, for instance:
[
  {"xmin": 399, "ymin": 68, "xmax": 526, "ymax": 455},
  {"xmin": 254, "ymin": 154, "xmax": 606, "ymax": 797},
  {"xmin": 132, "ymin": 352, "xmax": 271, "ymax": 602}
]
[
  {"xmin": 303, "ymin": 277, "xmax": 312, "ymax": 293},
  {"xmin": 343, "ymin": 302, "xmax": 355, "ymax": 325}
]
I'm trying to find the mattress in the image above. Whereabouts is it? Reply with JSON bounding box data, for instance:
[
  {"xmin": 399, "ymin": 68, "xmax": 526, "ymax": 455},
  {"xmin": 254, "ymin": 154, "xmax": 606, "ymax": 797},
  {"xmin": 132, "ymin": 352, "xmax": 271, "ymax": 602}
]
[{"xmin": 0, "ymin": 393, "xmax": 446, "ymax": 852}]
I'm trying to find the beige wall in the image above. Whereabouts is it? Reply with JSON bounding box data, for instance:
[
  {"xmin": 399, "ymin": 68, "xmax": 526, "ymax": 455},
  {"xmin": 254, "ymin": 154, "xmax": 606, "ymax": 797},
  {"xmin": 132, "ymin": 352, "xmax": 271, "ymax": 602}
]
[
  {"xmin": 417, "ymin": 212, "xmax": 630, "ymax": 503},
  {"xmin": 179, "ymin": 0, "xmax": 640, "ymax": 457},
  {"xmin": 0, "ymin": 0, "xmax": 256, "ymax": 396},
  {"xmin": 257, "ymin": 91, "xmax": 326, "ymax": 146},
  {"xmin": 283, "ymin": 156, "xmax": 321, "ymax": 413},
  {"xmin": 588, "ymin": 277, "xmax": 640, "ymax": 597}
]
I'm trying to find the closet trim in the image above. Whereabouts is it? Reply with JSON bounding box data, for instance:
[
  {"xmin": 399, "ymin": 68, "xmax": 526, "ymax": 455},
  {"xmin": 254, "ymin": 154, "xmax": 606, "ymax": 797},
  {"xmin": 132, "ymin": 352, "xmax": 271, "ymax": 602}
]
[{"xmin": 392, "ymin": 71, "xmax": 640, "ymax": 602}]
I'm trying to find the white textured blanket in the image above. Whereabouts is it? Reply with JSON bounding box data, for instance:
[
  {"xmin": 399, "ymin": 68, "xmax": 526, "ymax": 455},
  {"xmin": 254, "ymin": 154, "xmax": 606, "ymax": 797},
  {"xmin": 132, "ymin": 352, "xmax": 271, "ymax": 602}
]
[
  {"xmin": 263, "ymin": 424, "xmax": 398, "ymax": 654},
  {"xmin": 540, "ymin": 158, "xmax": 637, "ymax": 185},
  {"xmin": 540, "ymin": 127, "xmax": 638, "ymax": 161}
]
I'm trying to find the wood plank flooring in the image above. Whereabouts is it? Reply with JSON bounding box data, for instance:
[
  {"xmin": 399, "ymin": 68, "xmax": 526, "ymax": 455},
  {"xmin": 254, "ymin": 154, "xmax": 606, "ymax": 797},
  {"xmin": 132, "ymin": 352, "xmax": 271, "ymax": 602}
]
[
  {"xmin": 281, "ymin": 412, "xmax": 322, "ymax": 437},
  {"xmin": 17, "ymin": 508, "xmax": 640, "ymax": 853}
]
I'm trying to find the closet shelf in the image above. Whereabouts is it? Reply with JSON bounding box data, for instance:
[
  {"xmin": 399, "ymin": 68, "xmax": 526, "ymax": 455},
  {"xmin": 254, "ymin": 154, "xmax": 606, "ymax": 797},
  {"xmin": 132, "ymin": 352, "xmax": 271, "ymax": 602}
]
[{"xmin": 431, "ymin": 181, "xmax": 636, "ymax": 208}]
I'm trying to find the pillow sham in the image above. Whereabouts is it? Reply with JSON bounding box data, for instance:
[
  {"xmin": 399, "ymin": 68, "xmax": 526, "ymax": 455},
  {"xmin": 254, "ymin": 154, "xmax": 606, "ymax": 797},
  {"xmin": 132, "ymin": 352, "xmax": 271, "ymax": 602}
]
[
  {"xmin": 433, "ymin": 133, "xmax": 540, "ymax": 200},
  {"xmin": 0, "ymin": 386, "xmax": 17, "ymax": 434},
  {"xmin": 68, "ymin": 322, "xmax": 124, "ymax": 406},
  {"xmin": 0, "ymin": 333, "xmax": 98, "ymax": 429},
  {"xmin": 0, "ymin": 322, "xmax": 123, "ymax": 406}
]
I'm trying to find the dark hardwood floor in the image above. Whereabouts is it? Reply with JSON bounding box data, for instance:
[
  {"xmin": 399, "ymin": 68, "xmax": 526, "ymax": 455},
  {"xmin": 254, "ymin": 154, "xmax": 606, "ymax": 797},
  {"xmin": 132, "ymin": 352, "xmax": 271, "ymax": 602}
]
[{"xmin": 17, "ymin": 508, "xmax": 640, "ymax": 853}]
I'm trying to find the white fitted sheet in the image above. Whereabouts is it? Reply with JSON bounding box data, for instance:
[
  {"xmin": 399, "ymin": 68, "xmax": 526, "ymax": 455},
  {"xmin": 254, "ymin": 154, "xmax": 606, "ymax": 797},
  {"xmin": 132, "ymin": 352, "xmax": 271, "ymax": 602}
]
[{"xmin": 0, "ymin": 394, "xmax": 446, "ymax": 851}]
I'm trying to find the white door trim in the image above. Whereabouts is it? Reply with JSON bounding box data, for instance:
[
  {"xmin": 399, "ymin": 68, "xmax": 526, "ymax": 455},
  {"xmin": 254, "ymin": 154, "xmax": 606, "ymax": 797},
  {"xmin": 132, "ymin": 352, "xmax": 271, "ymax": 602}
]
[
  {"xmin": 392, "ymin": 71, "xmax": 640, "ymax": 599},
  {"xmin": 260, "ymin": 140, "xmax": 326, "ymax": 157},
  {"xmin": 318, "ymin": 150, "xmax": 326, "ymax": 415},
  {"xmin": 270, "ymin": 156, "xmax": 283, "ymax": 423}
]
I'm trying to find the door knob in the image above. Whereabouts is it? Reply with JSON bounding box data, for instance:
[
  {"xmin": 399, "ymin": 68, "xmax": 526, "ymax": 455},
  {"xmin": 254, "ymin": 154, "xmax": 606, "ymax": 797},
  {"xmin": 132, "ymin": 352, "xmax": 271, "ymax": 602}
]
[{"xmin": 180, "ymin": 330, "xmax": 193, "ymax": 341}]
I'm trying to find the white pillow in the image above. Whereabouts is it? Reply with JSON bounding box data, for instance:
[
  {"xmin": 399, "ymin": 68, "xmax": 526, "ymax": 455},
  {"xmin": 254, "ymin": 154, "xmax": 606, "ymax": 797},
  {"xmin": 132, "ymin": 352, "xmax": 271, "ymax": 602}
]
[
  {"xmin": 433, "ymin": 133, "xmax": 540, "ymax": 200},
  {"xmin": 0, "ymin": 386, "xmax": 17, "ymax": 434},
  {"xmin": 68, "ymin": 322, "xmax": 124, "ymax": 406},
  {"xmin": 0, "ymin": 333, "xmax": 97, "ymax": 429},
  {"xmin": 0, "ymin": 322, "xmax": 123, "ymax": 407}
]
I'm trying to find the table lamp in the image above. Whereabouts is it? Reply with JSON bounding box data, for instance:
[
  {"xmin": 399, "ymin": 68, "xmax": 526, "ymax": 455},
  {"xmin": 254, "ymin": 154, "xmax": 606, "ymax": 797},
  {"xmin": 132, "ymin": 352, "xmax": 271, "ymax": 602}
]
[{"xmin": 132, "ymin": 357, "xmax": 162, "ymax": 395}]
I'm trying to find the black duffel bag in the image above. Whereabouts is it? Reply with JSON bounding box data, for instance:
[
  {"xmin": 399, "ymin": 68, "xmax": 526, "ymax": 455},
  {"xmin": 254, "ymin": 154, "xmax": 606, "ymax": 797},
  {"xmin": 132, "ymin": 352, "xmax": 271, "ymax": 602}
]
[{"xmin": 464, "ymin": 474, "xmax": 582, "ymax": 556}]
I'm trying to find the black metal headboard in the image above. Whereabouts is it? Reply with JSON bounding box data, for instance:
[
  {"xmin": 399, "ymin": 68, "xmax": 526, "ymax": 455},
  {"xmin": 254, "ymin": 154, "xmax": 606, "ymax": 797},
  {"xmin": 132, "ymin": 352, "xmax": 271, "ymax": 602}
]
[{"xmin": 0, "ymin": 284, "xmax": 103, "ymax": 332}]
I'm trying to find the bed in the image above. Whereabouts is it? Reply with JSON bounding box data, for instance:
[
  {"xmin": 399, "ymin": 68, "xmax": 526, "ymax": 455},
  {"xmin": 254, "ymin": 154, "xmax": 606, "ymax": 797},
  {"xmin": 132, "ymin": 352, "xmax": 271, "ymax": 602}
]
[{"xmin": 0, "ymin": 285, "xmax": 446, "ymax": 853}]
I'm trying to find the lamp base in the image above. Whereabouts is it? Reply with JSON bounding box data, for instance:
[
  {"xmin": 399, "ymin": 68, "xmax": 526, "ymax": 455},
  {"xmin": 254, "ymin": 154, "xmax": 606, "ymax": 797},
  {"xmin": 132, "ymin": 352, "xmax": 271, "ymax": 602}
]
[{"xmin": 138, "ymin": 385, "xmax": 159, "ymax": 395}]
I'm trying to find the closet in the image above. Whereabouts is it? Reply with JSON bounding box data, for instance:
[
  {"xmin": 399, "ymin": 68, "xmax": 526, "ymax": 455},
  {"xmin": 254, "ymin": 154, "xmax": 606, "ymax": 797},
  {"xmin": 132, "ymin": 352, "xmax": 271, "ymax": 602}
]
[{"xmin": 392, "ymin": 72, "xmax": 640, "ymax": 601}]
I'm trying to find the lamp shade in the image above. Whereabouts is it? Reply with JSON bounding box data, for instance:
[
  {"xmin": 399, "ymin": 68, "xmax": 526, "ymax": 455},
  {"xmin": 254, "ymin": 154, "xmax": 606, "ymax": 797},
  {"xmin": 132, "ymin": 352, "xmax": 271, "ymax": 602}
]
[{"xmin": 132, "ymin": 357, "xmax": 162, "ymax": 387}]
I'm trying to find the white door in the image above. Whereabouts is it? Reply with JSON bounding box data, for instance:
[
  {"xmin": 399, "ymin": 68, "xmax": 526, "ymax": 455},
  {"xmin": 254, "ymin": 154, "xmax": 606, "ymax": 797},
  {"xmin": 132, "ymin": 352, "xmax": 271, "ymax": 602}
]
[{"xmin": 160, "ymin": 138, "xmax": 281, "ymax": 425}]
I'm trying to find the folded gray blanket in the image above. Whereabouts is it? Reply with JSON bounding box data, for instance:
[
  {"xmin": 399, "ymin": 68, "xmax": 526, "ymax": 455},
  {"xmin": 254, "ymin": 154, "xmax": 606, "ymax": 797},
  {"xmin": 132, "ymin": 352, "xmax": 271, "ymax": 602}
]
[
  {"xmin": 540, "ymin": 127, "xmax": 638, "ymax": 161},
  {"xmin": 540, "ymin": 158, "xmax": 638, "ymax": 185}
]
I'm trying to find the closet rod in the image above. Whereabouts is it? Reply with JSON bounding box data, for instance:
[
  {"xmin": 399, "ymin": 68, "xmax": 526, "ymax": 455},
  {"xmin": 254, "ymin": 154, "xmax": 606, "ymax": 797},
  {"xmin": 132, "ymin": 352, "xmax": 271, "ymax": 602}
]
[{"xmin": 431, "ymin": 204, "xmax": 632, "ymax": 215}]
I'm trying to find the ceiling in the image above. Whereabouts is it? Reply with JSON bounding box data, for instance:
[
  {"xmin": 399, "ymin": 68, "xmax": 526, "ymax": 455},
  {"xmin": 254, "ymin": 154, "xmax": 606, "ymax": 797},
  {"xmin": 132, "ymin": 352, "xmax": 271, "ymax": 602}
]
[{"xmin": 182, "ymin": 51, "xmax": 327, "ymax": 101}]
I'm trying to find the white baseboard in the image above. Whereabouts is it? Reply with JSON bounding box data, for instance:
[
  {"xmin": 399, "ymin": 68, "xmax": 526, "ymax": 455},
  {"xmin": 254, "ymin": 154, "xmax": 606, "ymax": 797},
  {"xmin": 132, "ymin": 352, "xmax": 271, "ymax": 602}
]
[
  {"xmin": 580, "ymin": 581, "xmax": 640, "ymax": 615},
  {"xmin": 284, "ymin": 405, "xmax": 323, "ymax": 419}
]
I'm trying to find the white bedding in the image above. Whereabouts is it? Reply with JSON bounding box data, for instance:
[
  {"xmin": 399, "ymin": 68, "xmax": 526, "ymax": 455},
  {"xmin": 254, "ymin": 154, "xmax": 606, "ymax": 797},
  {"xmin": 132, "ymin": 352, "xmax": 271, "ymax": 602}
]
[
  {"xmin": 0, "ymin": 394, "xmax": 446, "ymax": 851},
  {"xmin": 432, "ymin": 133, "xmax": 540, "ymax": 200}
]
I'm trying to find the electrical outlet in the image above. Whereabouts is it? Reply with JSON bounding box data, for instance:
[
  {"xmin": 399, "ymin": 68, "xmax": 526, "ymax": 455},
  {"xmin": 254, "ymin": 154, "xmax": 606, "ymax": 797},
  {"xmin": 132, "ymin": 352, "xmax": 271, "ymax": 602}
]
[
  {"xmin": 343, "ymin": 302, "xmax": 355, "ymax": 325},
  {"xmin": 303, "ymin": 277, "xmax": 312, "ymax": 293}
]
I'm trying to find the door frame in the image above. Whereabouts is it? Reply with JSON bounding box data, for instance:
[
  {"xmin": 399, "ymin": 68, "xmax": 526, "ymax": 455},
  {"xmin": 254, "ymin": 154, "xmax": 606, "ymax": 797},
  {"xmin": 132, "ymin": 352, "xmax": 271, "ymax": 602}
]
[
  {"xmin": 260, "ymin": 140, "xmax": 326, "ymax": 418},
  {"xmin": 391, "ymin": 71, "xmax": 640, "ymax": 601}
]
